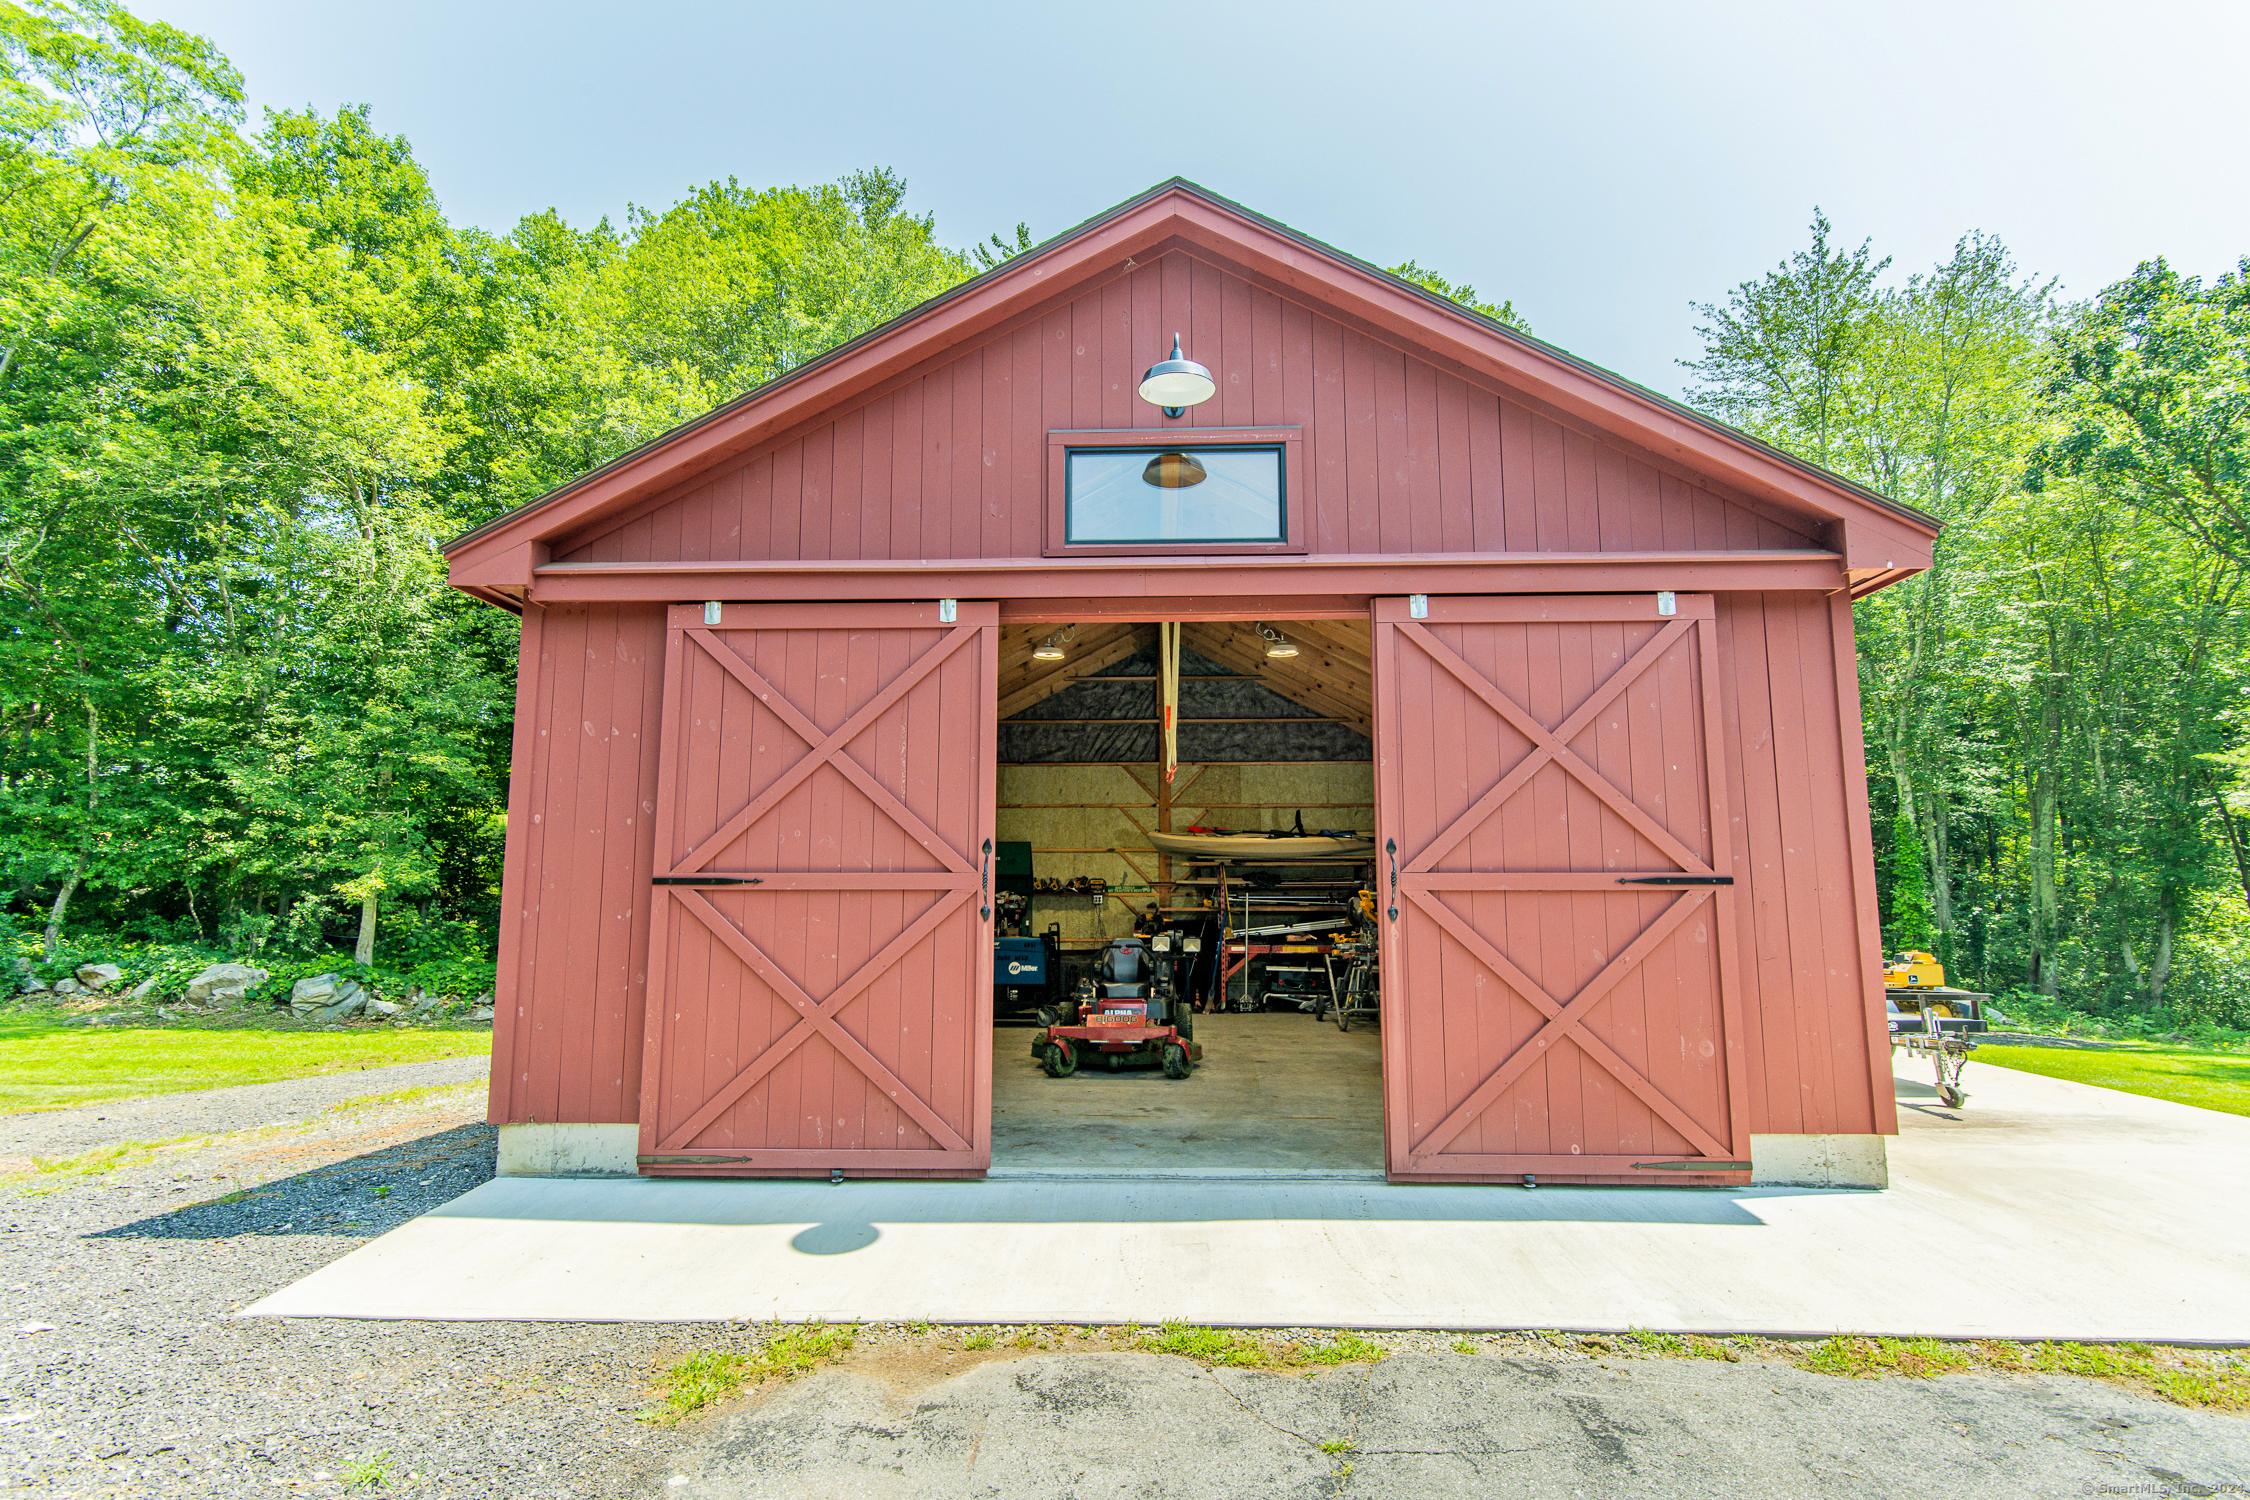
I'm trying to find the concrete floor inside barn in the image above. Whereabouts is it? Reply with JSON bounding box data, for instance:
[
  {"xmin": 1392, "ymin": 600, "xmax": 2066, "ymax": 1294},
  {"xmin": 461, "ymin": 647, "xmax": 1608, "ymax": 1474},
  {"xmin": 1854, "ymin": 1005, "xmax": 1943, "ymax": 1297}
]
[
  {"xmin": 246, "ymin": 1039, "xmax": 2250, "ymax": 1341},
  {"xmin": 989, "ymin": 1011, "xmax": 1383, "ymax": 1174}
]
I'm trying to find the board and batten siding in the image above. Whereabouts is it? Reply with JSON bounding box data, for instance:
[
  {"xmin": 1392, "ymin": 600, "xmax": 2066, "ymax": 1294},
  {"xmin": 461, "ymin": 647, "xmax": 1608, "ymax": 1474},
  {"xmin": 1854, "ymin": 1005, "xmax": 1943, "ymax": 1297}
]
[
  {"xmin": 549, "ymin": 252, "xmax": 1821, "ymax": 568},
  {"xmin": 490, "ymin": 593, "xmax": 1891, "ymax": 1139},
  {"xmin": 1719, "ymin": 591, "xmax": 1895, "ymax": 1138},
  {"xmin": 490, "ymin": 602, "xmax": 667, "ymax": 1126}
]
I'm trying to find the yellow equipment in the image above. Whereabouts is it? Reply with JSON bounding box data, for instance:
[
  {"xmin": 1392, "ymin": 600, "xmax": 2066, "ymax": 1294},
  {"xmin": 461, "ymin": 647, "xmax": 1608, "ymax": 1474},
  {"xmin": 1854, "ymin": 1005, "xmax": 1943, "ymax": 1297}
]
[{"xmin": 1884, "ymin": 950, "xmax": 1946, "ymax": 990}]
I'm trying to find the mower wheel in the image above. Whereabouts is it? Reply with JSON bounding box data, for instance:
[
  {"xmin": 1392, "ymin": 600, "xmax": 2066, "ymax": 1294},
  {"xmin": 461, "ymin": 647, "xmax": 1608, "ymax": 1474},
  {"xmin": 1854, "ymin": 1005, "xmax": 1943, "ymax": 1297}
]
[
  {"xmin": 1043, "ymin": 1039, "xmax": 1077, "ymax": 1078},
  {"xmin": 1161, "ymin": 1042, "xmax": 1192, "ymax": 1079}
]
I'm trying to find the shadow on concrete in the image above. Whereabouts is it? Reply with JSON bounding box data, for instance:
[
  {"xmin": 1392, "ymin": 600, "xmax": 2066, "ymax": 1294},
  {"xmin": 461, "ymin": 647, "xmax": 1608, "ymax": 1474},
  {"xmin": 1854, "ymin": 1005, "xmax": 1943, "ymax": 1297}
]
[{"xmin": 90, "ymin": 1122, "xmax": 495, "ymax": 1242}]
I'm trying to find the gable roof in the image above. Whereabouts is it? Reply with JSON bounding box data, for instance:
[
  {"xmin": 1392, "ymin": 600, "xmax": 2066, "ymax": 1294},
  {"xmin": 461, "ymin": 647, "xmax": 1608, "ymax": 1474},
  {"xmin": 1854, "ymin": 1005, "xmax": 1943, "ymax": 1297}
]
[{"xmin": 445, "ymin": 179, "xmax": 1937, "ymax": 583}]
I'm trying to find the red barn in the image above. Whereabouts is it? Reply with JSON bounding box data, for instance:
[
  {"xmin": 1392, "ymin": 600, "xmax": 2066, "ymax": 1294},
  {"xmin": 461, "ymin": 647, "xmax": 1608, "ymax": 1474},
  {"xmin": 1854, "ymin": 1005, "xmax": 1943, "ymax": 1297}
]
[{"xmin": 445, "ymin": 182, "xmax": 1933, "ymax": 1189}]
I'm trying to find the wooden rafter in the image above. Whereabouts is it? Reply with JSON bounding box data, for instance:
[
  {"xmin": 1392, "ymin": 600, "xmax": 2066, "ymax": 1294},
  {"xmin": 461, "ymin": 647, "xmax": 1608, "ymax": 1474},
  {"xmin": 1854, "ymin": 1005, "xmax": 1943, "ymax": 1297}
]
[
  {"xmin": 1182, "ymin": 620, "xmax": 1373, "ymax": 736},
  {"xmin": 997, "ymin": 623, "xmax": 1153, "ymax": 719}
]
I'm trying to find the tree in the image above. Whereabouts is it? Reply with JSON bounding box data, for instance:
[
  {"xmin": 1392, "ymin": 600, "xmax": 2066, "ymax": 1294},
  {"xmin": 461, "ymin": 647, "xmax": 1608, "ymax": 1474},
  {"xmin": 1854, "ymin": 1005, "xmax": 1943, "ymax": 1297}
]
[
  {"xmin": 2032, "ymin": 258, "xmax": 2250, "ymax": 568},
  {"xmin": 1680, "ymin": 209, "xmax": 1888, "ymax": 467},
  {"xmin": 0, "ymin": 0, "xmax": 243, "ymax": 954},
  {"xmin": 1389, "ymin": 260, "xmax": 1530, "ymax": 334}
]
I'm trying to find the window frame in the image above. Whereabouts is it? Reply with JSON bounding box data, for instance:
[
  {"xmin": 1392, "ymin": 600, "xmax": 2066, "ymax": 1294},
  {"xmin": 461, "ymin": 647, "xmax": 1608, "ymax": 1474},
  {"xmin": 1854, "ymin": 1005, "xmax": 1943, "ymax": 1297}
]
[{"xmin": 1043, "ymin": 428, "xmax": 1307, "ymax": 557}]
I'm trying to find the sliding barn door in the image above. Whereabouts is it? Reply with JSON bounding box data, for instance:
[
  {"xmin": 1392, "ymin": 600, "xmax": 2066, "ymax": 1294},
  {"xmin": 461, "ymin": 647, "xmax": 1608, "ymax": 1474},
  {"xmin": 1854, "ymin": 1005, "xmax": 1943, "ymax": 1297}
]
[
  {"xmin": 1373, "ymin": 595, "xmax": 1748, "ymax": 1183},
  {"xmin": 638, "ymin": 601, "xmax": 997, "ymax": 1177}
]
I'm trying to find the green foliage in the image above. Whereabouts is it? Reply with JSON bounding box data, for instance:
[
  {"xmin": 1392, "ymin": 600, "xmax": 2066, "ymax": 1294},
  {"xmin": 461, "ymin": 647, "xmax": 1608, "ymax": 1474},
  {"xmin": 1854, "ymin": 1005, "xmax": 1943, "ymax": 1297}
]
[
  {"xmin": 644, "ymin": 1323, "xmax": 858, "ymax": 1424},
  {"xmin": 1886, "ymin": 814, "xmax": 1934, "ymax": 951},
  {"xmin": 1796, "ymin": 1336, "xmax": 1976, "ymax": 1379},
  {"xmin": 1134, "ymin": 1321, "xmax": 1388, "ymax": 1369},
  {"xmin": 0, "ymin": 4, "xmax": 981, "ymax": 964},
  {"xmin": 1681, "ymin": 209, "xmax": 1890, "ymax": 467},
  {"xmin": 2032, "ymin": 258, "xmax": 2250, "ymax": 569},
  {"xmin": 1389, "ymin": 259, "xmax": 1530, "ymax": 334},
  {"xmin": 1688, "ymin": 213, "xmax": 2250, "ymax": 1026},
  {"xmin": 1790, "ymin": 1336, "xmax": 2250, "ymax": 1411}
]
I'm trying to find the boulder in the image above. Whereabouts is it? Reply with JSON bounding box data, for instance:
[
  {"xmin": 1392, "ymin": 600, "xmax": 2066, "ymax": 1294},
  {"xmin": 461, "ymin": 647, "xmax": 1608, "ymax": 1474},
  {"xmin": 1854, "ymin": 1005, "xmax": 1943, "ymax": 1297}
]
[
  {"xmin": 469, "ymin": 1005, "xmax": 495, "ymax": 1022},
  {"xmin": 289, "ymin": 974, "xmax": 340, "ymax": 1011},
  {"xmin": 52, "ymin": 977, "xmax": 80, "ymax": 995},
  {"xmin": 75, "ymin": 963, "xmax": 122, "ymax": 991},
  {"xmin": 128, "ymin": 976, "xmax": 159, "ymax": 1002},
  {"xmin": 18, "ymin": 976, "xmax": 48, "ymax": 995},
  {"xmin": 184, "ymin": 963, "xmax": 268, "ymax": 1007},
  {"xmin": 366, "ymin": 998, "xmax": 403, "ymax": 1019},
  {"xmin": 311, "ymin": 981, "xmax": 366, "ymax": 1022}
]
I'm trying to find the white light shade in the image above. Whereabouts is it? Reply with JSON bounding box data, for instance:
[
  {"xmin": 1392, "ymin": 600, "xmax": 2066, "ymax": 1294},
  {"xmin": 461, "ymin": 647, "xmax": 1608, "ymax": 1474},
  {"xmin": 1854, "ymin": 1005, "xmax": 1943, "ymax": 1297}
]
[{"xmin": 1138, "ymin": 333, "xmax": 1216, "ymax": 413}]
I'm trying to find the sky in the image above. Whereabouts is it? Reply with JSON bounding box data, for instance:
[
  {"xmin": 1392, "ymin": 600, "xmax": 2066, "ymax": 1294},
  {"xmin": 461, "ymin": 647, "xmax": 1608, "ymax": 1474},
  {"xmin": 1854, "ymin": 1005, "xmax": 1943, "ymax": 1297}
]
[{"xmin": 143, "ymin": 0, "xmax": 2248, "ymax": 396}]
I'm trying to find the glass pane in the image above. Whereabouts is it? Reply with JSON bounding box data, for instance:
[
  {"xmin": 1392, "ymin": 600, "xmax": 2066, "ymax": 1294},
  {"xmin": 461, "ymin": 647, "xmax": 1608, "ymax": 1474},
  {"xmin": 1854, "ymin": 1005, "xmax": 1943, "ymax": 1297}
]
[{"xmin": 1065, "ymin": 447, "xmax": 1283, "ymax": 544}]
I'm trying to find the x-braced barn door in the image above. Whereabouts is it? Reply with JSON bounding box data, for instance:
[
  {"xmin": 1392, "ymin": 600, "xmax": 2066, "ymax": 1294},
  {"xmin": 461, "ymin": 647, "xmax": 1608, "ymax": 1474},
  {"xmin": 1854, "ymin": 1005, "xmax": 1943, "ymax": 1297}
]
[
  {"xmin": 638, "ymin": 601, "xmax": 998, "ymax": 1177},
  {"xmin": 1373, "ymin": 595, "xmax": 1749, "ymax": 1184}
]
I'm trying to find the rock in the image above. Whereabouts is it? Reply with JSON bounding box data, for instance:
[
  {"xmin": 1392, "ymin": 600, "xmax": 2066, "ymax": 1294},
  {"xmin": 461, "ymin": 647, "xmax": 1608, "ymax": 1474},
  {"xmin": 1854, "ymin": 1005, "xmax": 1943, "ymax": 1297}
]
[
  {"xmin": 470, "ymin": 1005, "xmax": 495, "ymax": 1022},
  {"xmin": 288, "ymin": 974, "xmax": 340, "ymax": 1011},
  {"xmin": 184, "ymin": 963, "xmax": 268, "ymax": 1007},
  {"xmin": 52, "ymin": 978, "xmax": 80, "ymax": 995},
  {"xmin": 18, "ymin": 976, "xmax": 48, "ymax": 995},
  {"xmin": 366, "ymin": 998, "xmax": 402, "ymax": 1019},
  {"xmin": 75, "ymin": 963, "xmax": 122, "ymax": 991},
  {"xmin": 311, "ymin": 983, "xmax": 365, "ymax": 1022},
  {"xmin": 128, "ymin": 976, "xmax": 159, "ymax": 1001}
]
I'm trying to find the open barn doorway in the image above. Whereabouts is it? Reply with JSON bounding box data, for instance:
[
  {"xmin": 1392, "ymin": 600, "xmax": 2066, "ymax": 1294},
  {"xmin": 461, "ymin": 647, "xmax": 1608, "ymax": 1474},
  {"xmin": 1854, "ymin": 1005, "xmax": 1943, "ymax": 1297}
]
[{"xmin": 986, "ymin": 617, "xmax": 1383, "ymax": 1174}]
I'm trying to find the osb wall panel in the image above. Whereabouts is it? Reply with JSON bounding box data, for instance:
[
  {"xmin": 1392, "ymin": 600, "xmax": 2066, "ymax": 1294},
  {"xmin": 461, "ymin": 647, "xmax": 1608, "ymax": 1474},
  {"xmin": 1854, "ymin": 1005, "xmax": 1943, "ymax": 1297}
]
[
  {"xmin": 553, "ymin": 252, "xmax": 1820, "ymax": 567},
  {"xmin": 489, "ymin": 602, "xmax": 667, "ymax": 1126},
  {"xmin": 996, "ymin": 762, "xmax": 1375, "ymax": 948}
]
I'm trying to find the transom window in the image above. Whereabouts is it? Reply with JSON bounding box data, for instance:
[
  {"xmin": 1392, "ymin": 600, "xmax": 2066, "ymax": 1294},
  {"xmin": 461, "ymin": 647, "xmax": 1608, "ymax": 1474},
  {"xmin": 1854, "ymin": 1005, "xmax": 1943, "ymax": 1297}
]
[{"xmin": 1063, "ymin": 445, "xmax": 1285, "ymax": 546}]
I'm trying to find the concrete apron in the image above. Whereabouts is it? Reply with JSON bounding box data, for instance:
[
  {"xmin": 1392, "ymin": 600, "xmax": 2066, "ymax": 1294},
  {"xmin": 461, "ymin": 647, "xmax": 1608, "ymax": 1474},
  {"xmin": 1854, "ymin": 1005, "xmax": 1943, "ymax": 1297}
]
[{"xmin": 243, "ymin": 1058, "xmax": 2250, "ymax": 1341}]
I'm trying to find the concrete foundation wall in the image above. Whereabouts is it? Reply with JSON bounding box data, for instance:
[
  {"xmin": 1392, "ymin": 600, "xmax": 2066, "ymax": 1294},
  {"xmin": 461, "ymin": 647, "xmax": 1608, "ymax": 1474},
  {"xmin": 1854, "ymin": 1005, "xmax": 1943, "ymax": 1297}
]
[
  {"xmin": 497, "ymin": 1122, "xmax": 640, "ymax": 1177},
  {"xmin": 1750, "ymin": 1133, "xmax": 1889, "ymax": 1189}
]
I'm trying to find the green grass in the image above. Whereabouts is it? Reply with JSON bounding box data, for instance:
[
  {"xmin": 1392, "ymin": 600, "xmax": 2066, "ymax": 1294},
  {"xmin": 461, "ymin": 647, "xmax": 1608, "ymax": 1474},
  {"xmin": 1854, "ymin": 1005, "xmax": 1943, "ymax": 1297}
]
[
  {"xmin": 644, "ymin": 1323, "xmax": 858, "ymax": 1424},
  {"xmin": 0, "ymin": 1008, "xmax": 490, "ymax": 1114},
  {"xmin": 1975, "ymin": 1042, "xmax": 2250, "ymax": 1117},
  {"xmin": 1134, "ymin": 1321, "xmax": 1390, "ymax": 1370},
  {"xmin": 1787, "ymin": 1336, "xmax": 2250, "ymax": 1410}
]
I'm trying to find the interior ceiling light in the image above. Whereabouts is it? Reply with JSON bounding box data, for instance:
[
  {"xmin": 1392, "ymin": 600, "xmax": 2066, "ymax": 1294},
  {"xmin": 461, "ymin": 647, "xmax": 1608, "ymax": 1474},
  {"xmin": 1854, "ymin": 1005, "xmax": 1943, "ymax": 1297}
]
[
  {"xmin": 1142, "ymin": 451, "xmax": 1208, "ymax": 488},
  {"xmin": 1137, "ymin": 333, "xmax": 1216, "ymax": 418},
  {"xmin": 1032, "ymin": 625, "xmax": 1076, "ymax": 661},
  {"xmin": 1258, "ymin": 623, "xmax": 1299, "ymax": 659}
]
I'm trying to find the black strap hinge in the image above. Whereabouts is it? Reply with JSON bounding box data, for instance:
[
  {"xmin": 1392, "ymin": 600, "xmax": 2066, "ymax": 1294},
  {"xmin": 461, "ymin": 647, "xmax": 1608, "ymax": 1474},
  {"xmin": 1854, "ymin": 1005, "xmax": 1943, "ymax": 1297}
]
[
  {"xmin": 652, "ymin": 876, "xmax": 763, "ymax": 886},
  {"xmin": 1615, "ymin": 875, "xmax": 1733, "ymax": 886}
]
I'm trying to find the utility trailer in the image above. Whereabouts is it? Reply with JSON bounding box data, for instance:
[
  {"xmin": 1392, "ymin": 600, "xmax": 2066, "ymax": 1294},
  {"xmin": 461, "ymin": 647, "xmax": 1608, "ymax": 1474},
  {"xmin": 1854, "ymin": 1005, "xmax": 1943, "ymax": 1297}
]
[{"xmin": 1888, "ymin": 987, "xmax": 1994, "ymax": 1109}]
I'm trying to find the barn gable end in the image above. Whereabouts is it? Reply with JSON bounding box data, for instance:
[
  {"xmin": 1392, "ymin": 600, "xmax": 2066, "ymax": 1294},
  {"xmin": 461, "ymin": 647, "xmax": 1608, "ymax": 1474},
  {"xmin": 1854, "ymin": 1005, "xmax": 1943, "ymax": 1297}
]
[{"xmin": 547, "ymin": 250, "xmax": 1822, "ymax": 569}]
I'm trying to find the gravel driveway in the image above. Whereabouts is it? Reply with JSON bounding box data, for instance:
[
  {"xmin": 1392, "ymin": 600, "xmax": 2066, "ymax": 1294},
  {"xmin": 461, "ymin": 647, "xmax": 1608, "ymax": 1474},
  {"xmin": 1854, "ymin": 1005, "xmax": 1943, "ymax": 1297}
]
[
  {"xmin": 2, "ymin": 1068, "xmax": 2243, "ymax": 1499},
  {"xmin": 0, "ymin": 1073, "xmax": 697, "ymax": 1497},
  {"xmin": 0, "ymin": 1054, "xmax": 492, "ymax": 1164}
]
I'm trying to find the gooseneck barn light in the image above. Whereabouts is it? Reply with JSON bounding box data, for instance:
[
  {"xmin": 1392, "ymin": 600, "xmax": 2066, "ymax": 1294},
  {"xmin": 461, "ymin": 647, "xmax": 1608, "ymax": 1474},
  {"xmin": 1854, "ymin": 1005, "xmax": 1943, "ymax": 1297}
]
[
  {"xmin": 1137, "ymin": 333, "xmax": 1216, "ymax": 418},
  {"xmin": 1257, "ymin": 623, "xmax": 1299, "ymax": 659},
  {"xmin": 1032, "ymin": 624, "xmax": 1076, "ymax": 661}
]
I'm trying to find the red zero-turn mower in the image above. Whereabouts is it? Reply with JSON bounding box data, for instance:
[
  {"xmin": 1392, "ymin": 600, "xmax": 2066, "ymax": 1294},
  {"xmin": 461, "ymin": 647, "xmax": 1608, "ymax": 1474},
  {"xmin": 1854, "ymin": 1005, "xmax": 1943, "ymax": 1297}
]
[{"xmin": 1035, "ymin": 936, "xmax": 1201, "ymax": 1079}]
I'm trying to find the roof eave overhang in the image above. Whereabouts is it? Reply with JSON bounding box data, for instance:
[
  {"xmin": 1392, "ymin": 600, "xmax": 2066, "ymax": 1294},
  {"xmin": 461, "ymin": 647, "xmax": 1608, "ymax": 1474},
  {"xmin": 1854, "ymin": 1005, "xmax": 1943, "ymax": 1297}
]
[{"xmin": 445, "ymin": 180, "xmax": 1938, "ymax": 592}]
